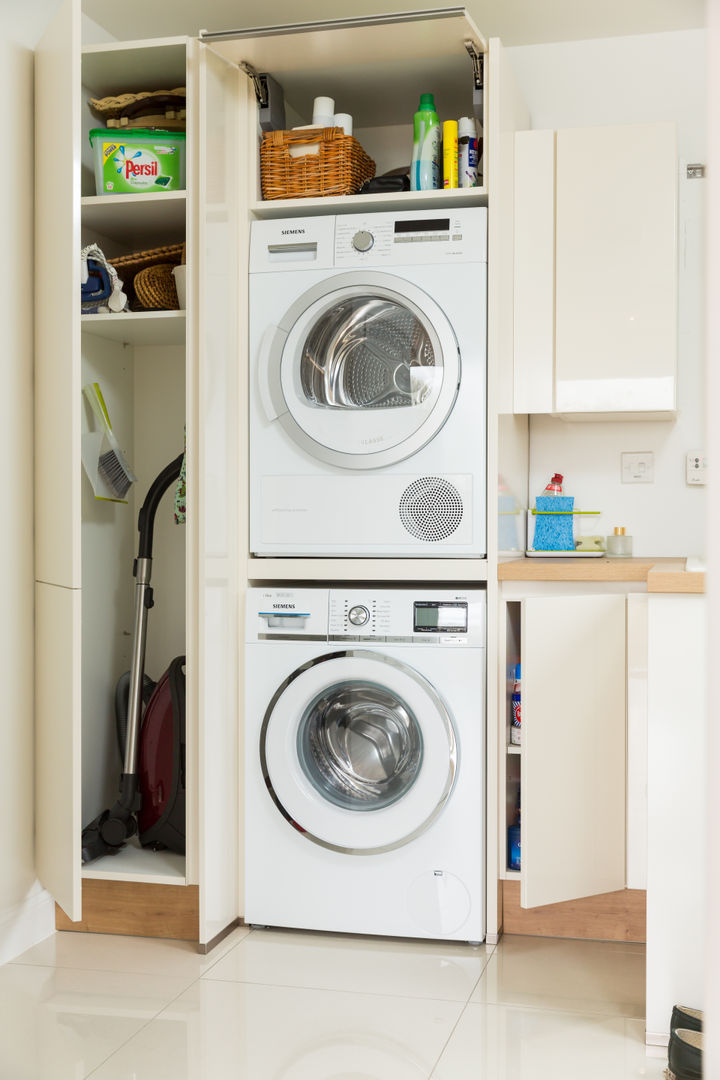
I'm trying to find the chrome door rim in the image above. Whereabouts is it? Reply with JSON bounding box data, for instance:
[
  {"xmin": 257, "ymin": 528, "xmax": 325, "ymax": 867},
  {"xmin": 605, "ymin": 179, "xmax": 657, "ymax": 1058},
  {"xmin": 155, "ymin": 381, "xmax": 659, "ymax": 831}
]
[{"xmin": 260, "ymin": 650, "xmax": 458, "ymax": 855}]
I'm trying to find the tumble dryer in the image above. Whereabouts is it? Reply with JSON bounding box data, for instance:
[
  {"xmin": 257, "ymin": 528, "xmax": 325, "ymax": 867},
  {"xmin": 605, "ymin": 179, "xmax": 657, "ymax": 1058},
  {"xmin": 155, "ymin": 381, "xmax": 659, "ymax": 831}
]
[
  {"xmin": 249, "ymin": 208, "xmax": 487, "ymax": 557},
  {"xmin": 244, "ymin": 587, "xmax": 486, "ymax": 942}
]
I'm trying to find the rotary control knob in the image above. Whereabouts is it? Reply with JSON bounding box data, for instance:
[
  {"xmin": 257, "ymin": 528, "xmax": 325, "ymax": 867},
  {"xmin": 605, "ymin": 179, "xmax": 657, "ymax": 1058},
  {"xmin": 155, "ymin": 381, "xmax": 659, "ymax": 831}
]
[
  {"xmin": 348, "ymin": 605, "xmax": 370, "ymax": 627},
  {"xmin": 352, "ymin": 230, "xmax": 374, "ymax": 253}
]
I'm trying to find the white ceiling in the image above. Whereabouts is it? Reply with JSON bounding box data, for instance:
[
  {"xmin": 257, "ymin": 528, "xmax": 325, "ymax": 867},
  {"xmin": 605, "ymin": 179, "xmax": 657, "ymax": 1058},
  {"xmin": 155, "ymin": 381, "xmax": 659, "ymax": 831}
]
[{"xmin": 82, "ymin": 0, "xmax": 705, "ymax": 47}]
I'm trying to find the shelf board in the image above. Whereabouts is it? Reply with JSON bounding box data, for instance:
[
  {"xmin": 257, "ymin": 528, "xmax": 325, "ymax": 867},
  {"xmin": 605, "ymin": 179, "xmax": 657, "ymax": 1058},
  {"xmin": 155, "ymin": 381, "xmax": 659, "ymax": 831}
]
[
  {"xmin": 247, "ymin": 557, "xmax": 489, "ymax": 582},
  {"xmin": 81, "ymin": 310, "xmax": 186, "ymax": 346},
  {"xmin": 251, "ymin": 186, "xmax": 487, "ymax": 219},
  {"xmin": 507, "ymin": 744, "xmax": 521, "ymax": 755},
  {"xmin": 82, "ymin": 837, "xmax": 186, "ymax": 885},
  {"xmin": 82, "ymin": 38, "xmax": 188, "ymax": 97},
  {"xmin": 81, "ymin": 191, "xmax": 186, "ymax": 248},
  {"xmin": 504, "ymin": 869, "xmax": 522, "ymax": 879}
]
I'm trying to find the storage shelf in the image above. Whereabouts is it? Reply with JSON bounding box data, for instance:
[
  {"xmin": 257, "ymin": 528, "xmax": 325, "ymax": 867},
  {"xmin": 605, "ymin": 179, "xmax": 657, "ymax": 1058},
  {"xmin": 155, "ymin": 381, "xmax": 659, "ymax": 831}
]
[
  {"xmin": 82, "ymin": 192, "xmax": 186, "ymax": 248},
  {"xmin": 82, "ymin": 310, "xmax": 186, "ymax": 346},
  {"xmin": 504, "ymin": 868, "xmax": 521, "ymax": 879},
  {"xmin": 82, "ymin": 38, "xmax": 188, "ymax": 97},
  {"xmin": 507, "ymin": 744, "xmax": 521, "ymax": 755},
  {"xmin": 82, "ymin": 838, "xmax": 186, "ymax": 885},
  {"xmin": 247, "ymin": 557, "xmax": 489, "ymax": 582},
  {"xmin": 251, "ymin": 186, "xmax": 487, "ymax": 220}
]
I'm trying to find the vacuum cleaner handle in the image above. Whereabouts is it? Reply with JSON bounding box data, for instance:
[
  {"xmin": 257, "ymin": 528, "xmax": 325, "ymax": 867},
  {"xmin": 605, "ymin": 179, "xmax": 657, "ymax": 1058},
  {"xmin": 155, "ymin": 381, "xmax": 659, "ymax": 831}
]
[{"xmin": 137, "ymin": 452, "xmax": 184, "ymax": 559}]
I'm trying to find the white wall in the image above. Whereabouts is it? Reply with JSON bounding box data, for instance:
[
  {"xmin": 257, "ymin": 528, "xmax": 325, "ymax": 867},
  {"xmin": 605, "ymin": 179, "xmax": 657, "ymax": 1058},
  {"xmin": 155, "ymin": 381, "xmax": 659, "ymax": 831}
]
[{"xmin": 509, "ymin": 30, "xmax": 707, "ymax": 556}]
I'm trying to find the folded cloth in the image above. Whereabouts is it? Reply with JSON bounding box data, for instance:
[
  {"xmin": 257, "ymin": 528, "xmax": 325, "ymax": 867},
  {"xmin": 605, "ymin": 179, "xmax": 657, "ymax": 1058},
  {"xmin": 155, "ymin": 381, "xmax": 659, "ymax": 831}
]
[{"xmin": 81, "ymin": 244, "xmax": 128, "ymax": 313}]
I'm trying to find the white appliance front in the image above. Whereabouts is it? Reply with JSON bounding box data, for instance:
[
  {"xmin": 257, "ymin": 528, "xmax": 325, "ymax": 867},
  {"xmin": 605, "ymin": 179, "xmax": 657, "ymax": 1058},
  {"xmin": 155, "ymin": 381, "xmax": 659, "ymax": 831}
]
[
  {"xmin": 244, "ymin": 587, "xmax": 486, "ymax": 942},
  {"xmin": 249, "ymin": 209, "xmax": 487, "ymax": 557}
]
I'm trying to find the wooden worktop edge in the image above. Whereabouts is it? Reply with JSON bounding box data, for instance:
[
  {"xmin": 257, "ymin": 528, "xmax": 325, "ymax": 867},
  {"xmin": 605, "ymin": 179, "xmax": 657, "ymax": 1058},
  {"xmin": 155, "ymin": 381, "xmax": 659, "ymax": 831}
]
[{"xmin": 498, "ymin": 556, "xmax": 705, "ymax": 592}]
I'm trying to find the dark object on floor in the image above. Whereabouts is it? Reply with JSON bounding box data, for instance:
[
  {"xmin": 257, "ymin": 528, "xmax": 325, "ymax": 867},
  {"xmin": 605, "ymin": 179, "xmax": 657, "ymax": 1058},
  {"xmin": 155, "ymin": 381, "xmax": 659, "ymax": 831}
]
[
  {"xmin": 667, "ymin": 1028, "xmax": 703, "ymax": 1080},
  {"xmin": 671, "ymin": 1005, "xmax": 703, "ymax": 1037}
]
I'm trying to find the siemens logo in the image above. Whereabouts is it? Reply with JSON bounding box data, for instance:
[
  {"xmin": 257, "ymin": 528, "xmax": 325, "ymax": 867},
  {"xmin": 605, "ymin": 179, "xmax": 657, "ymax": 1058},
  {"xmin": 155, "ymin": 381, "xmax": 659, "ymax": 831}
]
[
  {"xmin": 272, "ymin": 603, "xmax": 296, "ymax": 609},
  {"xmin": 281, "ymin": 229, "xmax": 305, "ymax": 235}
]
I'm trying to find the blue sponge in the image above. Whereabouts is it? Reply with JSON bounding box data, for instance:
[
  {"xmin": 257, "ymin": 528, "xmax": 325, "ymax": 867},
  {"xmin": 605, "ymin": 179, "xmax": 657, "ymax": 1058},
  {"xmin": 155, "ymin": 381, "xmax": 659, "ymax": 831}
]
[{"xmin": 533, "ymin": 495, "xmax": 574, "ymax": 551}]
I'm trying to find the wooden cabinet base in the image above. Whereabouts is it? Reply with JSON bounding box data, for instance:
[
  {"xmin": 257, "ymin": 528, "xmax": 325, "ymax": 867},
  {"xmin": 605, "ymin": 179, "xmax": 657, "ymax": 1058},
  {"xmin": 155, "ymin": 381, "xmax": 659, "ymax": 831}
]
[
  {"xmin": 55, "ymin": 880, "xmax": 199, "ymax": 941},
  {"xmin": 502, "ymin": 881, "xmax": 646, "ymax": 942}
]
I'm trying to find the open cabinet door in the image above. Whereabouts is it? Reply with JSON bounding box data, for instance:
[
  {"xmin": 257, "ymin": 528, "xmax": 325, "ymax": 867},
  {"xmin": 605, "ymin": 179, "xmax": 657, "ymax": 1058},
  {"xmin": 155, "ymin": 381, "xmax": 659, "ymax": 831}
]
[
  {"xmin": 520, "ymin": 595, "xmax": 626, "ymax": 909},
  {"xmin": 193, "ymin": 41, "xmax": 245, "ymax": 946},
  {"xmin": 34, "ymin": 0, "xmax": 82, "ymax": 921}
]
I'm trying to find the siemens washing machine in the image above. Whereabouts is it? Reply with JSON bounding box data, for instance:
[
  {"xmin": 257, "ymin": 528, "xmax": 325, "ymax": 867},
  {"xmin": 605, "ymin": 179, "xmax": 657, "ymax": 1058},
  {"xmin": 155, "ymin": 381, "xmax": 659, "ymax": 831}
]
[
  {"xmin": 244, "ymin": 587, "xmax": 486, "ymax": 943},
  {"xmin": 249, "ymin": 208, "xmax": 487, "ymax": 557}
]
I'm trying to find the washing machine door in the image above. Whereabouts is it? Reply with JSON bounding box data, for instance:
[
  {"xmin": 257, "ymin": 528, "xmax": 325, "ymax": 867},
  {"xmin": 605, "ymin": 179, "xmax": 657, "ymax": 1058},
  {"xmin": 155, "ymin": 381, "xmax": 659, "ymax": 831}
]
[
  {"xmin": 260, "ymin": 650, "xmax": 457, "ymax": 854},
  {"xmin": 259, "ymin": 272, "xmax": 460, "ymax": 470}
]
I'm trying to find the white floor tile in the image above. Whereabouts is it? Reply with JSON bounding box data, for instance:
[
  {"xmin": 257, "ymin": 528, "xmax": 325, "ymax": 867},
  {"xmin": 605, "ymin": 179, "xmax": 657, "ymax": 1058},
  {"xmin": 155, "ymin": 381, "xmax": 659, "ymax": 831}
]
[
  {"xmin": 86, "ymin": 979, "xmax": 465, "ymax": 1079},
  {"xmin": 431, "ymin": 1004, "xmax": 665, "ymax": 1079},
  {"xmin": 0, "ymin": 962, "xmax": 191, "ymax": 1080},
  {"xmin": 472, "ymin": 934, "xmax": 645, "ymax": 1018},
  {"xmin": 204, "ymin": 927, "xmax": 494, "ymax": 1002},
  {"xmin": 10, "ymin": 926, "xmax": 250, "ymax": 979}
]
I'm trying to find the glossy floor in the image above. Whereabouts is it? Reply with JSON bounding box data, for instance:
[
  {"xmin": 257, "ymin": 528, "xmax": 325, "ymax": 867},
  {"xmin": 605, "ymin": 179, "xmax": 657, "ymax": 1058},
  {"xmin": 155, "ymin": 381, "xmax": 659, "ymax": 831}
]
[{"xmin": 0, "ymin": 929, "xmax": 668, "ymax": 1079}]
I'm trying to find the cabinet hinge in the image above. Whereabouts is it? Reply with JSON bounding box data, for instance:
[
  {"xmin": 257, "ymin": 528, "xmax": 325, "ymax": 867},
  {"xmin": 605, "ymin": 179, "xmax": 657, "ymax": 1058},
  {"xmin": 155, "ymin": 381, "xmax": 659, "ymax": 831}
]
[
  {"xmin": 686, "ymin": 163, "xmax": 706, "ymax": 179},
  {"xmin": 239, "ymin": 61, "xmax": 268, "ymax": 108},
  {"xmin": 464, "ymin": 40, "xmax": 484, "ymax": 125}
]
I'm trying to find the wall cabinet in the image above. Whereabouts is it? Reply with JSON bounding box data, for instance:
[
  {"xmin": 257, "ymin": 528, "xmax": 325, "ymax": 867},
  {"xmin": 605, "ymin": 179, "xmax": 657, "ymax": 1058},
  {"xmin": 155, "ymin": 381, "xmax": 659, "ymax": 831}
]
[{"xmin": 513, "ymin": 122, "xmax": 678, "ymax": 419}]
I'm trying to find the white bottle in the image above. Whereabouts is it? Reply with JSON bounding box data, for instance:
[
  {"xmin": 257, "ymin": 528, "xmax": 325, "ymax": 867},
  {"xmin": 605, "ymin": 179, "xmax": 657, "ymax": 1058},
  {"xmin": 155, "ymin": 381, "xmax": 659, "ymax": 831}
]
[{"xmin": 458, "ymin": 116, "xmax": 479, "ymax": 188}]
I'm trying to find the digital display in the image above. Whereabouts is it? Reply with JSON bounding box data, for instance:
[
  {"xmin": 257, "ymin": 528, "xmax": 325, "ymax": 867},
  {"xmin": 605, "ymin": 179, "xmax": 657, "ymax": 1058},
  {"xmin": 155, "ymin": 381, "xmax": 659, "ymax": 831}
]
[
  {"xmin": 414, "ymin": 601, "xmax": 468, "ymax": 633},
  {"xmin": 394, "ymin": 218, "xmax": 450, "ymax": 234}
]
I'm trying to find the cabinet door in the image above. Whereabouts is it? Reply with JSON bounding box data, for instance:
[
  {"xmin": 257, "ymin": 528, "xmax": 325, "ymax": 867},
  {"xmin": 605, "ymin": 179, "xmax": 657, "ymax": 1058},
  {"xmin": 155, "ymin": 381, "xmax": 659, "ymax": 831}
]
[
  {"xmin": 194, "ymin": 42, "xmax": 245, "ymax": 945},
  {"xmin": 555, "ymin": 123, "xmax": 677, "ymax": 416},
  {"xmin": 35, "ymin": 0, "xmax": 81, "ymax": 588},
  {"xmin": 520, "ymin": 595, "xmax": 626, "ymax": 908}
]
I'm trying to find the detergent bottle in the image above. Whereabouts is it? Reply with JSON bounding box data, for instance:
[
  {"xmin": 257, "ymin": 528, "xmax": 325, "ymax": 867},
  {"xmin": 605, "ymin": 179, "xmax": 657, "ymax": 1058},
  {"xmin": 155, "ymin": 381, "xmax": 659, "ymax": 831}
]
[{"xmin": 411, "ymin": 93, "xmax": 440, "ymax": 191}]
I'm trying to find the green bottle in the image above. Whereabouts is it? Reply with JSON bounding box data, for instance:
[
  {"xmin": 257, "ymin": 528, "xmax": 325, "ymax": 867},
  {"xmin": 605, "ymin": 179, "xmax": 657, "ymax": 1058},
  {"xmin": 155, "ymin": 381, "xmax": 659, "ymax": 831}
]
[{"xmin": 410, "ymin": 93, "xmax": 440, "ymax": 191}]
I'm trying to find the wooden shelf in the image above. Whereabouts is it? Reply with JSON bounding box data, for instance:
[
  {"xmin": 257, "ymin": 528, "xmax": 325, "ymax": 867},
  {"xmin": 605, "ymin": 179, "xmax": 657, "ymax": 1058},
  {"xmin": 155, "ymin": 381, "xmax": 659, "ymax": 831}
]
[
  {"xmin": 81, "ymin": 192, "xmax": 186, "ymax": 248},
  {"xmin": 81, "ymin": 838, "xmax": 186, "ymax": 885},
  {"xmin": 81, "ymin": 310, "xmax": 186, "ymax": 346},
  {"xmin": 507, "ymin": 744, "xmax": 521, "ymax": 755},
  {"xmin": 247, "ymin": 557, "xmax": 489, "ymax": 582},
  {"xmin": 498, "ymin": 556, "xmax": 684, "ymax": 584},
  {"xmin": 252, "ymin": 186, "xmax": 487, "ymax": 220}
]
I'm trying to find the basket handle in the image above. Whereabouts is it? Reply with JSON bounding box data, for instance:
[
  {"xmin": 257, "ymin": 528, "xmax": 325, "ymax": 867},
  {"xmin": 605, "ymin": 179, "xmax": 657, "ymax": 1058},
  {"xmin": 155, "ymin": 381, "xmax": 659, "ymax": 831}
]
[{"xmin": 268, "ymin": 126, "xmax": 342, "ymax": 147}]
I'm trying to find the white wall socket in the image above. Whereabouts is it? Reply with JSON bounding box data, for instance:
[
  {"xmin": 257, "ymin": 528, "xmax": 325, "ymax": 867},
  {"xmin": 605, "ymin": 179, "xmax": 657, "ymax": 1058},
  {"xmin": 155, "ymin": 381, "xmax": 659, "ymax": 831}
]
[
  {"xmin": 686, "ymin": 450, "xmax": 707, "ymax": 485},
  {"xmin": 621, "ymin": 452, "xmax": 654, "ymax": 483}
]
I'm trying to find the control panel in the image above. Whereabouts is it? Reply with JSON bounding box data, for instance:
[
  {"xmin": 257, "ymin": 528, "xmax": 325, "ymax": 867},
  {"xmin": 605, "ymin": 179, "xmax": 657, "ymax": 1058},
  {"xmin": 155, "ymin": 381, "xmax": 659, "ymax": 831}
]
[{"xmin": 334, "ymin": 208, "xmax": 487, "ymax": 267}]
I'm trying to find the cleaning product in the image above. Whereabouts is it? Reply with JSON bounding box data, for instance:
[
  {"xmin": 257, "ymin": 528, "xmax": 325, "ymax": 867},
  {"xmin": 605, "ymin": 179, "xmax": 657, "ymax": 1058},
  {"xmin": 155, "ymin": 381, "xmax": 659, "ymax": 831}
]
[
  {"xmin": 510, "ymin": 662, "xmax": 521, "ymax": 745},
  {"xmin": 458, "ymin": 116, "xmax": 479, "ymax": 188},
  {"xmin": 544, "ymin": 472, "xmax": 564, "ymax": 495},
  {"xmin": 508, "ymin": 789, "xmax": 521, "ymax": 871},
  {"xmin": 411, "ymin": 93, "xmax": 441, "ymax": 191},
  {"xmin": 90, "ymin": 128, "xmax": 186, "ymax": 195},
  {"xmin": 443, "ymin": 120, "xmax": 458, "ymax": 188}
]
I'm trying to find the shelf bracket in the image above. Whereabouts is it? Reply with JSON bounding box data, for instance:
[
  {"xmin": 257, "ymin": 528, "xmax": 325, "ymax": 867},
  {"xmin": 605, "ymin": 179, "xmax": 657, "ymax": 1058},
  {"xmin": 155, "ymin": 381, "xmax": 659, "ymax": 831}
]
[
  {"xmin": 239, "ymin": 61, "xmax": 268, "ymax": 108},
  {"xmin": 464, "ymin": 40, "xmax": 484, "ymax": 125}
]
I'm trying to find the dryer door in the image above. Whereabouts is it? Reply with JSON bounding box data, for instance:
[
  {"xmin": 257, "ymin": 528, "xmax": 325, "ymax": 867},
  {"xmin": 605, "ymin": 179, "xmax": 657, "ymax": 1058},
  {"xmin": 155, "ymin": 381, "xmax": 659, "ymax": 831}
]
[
  {"xmin": 261, "ymin": 272, "xmax": 460, "ymax": 470},
  {"xmin": 260, "ymin": 650, "xmax": 458, "ymax": 853}
]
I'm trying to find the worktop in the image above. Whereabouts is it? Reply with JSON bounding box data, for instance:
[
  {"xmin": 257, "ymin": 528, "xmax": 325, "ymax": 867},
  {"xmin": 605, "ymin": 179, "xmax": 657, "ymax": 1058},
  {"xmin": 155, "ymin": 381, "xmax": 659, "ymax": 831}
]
[{"xmin": 498, "ymin": 557, "xmax": 705, "ymax": 592}]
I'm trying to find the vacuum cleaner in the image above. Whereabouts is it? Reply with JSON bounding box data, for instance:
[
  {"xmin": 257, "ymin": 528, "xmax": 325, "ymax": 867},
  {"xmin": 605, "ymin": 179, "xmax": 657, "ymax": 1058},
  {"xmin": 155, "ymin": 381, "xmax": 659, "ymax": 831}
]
[{"xmin": 81, "ymin": 453, "xmax": 186, "ymax": 864}]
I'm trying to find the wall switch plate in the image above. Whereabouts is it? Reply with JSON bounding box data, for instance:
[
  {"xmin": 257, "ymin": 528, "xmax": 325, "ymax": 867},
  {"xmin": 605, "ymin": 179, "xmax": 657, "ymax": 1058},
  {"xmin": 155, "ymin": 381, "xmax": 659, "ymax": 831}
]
[
  {"xmin": 622, "ymin": 452, "xmax": 654, "ymax": 483},
  {"xmin": 686, "ymin": 450, "xmax": 707, "ymax": 485}
]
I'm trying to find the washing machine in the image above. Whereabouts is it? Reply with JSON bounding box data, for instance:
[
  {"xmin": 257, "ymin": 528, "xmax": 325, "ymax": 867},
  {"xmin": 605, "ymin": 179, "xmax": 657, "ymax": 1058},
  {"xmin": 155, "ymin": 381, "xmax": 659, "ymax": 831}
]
[
  {"xmin": 244, "ymin": 587, "xmax": 486, "ymax": 943},
  {"xmin": 249, "ymin": 208, "xmax": 487, "ymax": 557}
]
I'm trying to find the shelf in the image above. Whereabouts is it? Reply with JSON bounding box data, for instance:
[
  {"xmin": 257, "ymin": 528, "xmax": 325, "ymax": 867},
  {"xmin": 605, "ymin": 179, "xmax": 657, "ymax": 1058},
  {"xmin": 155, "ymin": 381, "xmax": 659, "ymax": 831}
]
[
  {"xmin": 82, "ymin": 838, "xmax": 186, "ymax": 885},
  {"xmin": 507, "ymin": 744, "xmax": 521, "ymax": 755},
  {"xmin": 81, "ymin": 38, "xmax": 188, "ymax": 97},
  {"xmin": 247, "ymin": 557, "xmax": 489, "ymax": 582},
  {"xmin": 82, "ymin": 192, "xmax": 186, "ymax": 248},
  {"xmin": 251, "ymin": 186, "xmax": 487, "ymax": 220},
  {"xmin": 81, "ymin": 310, "xmax": 186, "ymax": 346},
  {"xmin": 504, "ymin": 869, "xmax": 522, "ymax": 879}
]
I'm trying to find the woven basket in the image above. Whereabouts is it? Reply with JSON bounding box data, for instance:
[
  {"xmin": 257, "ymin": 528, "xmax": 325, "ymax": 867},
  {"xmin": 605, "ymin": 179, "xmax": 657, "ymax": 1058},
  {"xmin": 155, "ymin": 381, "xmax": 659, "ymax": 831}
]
[
  {"xmin": 109, "ymin": 243, "xmax": 185, "ymax": 309},
  {"xmin": 260, "ymin": 127, "xmax": 375, "ymax": 200},
  {"xmin": 134, "ymin": 264, "xmax": 179, "ymax": 310},
  {"xmin": 90, "ymin": 88, "xmax": 186, "ymax": 130}
]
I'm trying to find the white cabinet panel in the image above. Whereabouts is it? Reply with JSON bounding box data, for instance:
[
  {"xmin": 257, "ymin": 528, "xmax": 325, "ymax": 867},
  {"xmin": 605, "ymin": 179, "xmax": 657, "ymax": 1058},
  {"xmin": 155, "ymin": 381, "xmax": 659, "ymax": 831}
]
[
  {"xmin": 521, "ymin": 594, "xmax": 626, "ymax": 908},
  {"xmin": 35, "ymin": 582, "xmax": 81, "ymax": 922},
  {"xmin": 35, "ymin": 0, "xmax": 81, "ymax": 588},
  {"xmin": 513, "ymin": 130, "xmax": 555, "ymax": 414},
  {"xmin": 555, "ymin": 123, "xmax": 677, "ymax": 415}
]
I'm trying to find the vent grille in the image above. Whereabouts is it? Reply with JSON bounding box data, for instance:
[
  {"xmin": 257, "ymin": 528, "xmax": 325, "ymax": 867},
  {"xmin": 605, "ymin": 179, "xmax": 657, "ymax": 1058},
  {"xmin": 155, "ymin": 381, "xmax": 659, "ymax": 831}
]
[{"xmin": 399, "ymin": 477, "xmax": 464, "ymax": 542}]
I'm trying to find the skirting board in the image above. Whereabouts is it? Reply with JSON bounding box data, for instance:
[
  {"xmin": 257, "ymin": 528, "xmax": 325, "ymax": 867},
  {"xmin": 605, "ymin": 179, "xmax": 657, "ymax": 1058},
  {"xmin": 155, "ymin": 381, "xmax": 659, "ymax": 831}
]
[
  {"xmin": 502, "ymin": 881, "xmax": 646, "ymax": 942},
  {"xmin": 0, "ymin": 888, "xmax": 55, "ymax": 965},
  {"xmin": 55, "ymin": 879, "xmax": 199, "ymax": 941}
]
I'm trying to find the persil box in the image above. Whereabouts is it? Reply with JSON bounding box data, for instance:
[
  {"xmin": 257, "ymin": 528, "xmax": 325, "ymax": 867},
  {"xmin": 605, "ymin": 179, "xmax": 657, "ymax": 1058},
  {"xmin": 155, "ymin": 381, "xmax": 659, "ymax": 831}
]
[{"xmin": 90, "ymin": 128, "xmax": 186, "ymax": 195}]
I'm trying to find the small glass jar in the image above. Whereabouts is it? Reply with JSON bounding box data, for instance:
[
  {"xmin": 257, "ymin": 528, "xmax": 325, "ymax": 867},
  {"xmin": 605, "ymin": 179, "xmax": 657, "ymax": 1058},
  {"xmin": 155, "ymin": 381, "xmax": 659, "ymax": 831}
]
[{"xmin": 606, "ymin": 526, "xmax": 633, "ymax": 557}]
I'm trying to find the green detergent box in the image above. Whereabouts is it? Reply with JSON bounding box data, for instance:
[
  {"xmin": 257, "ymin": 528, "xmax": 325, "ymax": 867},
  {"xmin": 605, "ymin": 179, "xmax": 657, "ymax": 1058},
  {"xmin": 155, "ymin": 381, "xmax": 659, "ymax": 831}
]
[{"xmin": 90, "ymin": 128, "xmax": 186, "ymax": 195}]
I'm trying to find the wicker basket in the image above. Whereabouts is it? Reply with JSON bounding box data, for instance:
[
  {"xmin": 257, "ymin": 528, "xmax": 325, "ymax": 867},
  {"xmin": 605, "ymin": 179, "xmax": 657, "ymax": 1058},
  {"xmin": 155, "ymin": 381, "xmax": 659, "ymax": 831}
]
[
  {"xmin": 260, "ymin": 127, "xmax": 375, "ymax": 201},
  {"xmin": 134, "ymin": 263, "xmax": 179, "ymax": 310},
  {"xmin": 109, "ymin": 243, "xmax": 185, "ymax": 309}
]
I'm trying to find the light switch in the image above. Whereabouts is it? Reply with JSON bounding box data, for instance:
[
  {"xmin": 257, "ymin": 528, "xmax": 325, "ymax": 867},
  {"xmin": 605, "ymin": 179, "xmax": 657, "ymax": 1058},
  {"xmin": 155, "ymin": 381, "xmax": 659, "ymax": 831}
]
[
  {"xmin": 686, "ymin": 450, "xmax": 707, "ymax": 485},
  {"xmin": 621, "ymin": 452, "xmax": 654, "ymax": 483}
]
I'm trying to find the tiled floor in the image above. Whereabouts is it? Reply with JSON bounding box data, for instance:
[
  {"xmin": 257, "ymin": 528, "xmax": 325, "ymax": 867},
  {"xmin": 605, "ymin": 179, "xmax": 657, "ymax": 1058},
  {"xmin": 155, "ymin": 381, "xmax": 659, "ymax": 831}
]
[{"xmin": 0, "ymin": 928, "xmax": 667, "ymax": 1079}]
